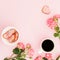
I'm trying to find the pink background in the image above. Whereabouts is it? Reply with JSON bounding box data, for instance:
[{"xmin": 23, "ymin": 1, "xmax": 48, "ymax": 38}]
[{"xmin": 0, "ymin": 0, "xmax": 60, "ymax": 60}]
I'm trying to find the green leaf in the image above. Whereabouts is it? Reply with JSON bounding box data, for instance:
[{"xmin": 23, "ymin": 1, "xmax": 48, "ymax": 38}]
[
  {"xmin": 4, "ymin": 58, "xmax": 9, "ymax": 60},
  {"xmin": 42, "ymin": 57, "xmax": 48, "ymax": 60},
  {"xmin": 21, "ymin": 52, "xmax": 26, "ymax": 58},
  {"xmin": 54, "ymin": 26, "xmax": 59, "ymax": 32},
  {"xmin": 16, "ymin": 57, "xmax": 26, "ymax": 60},
  {"xmin": 54, "ymin": 33, "xmax": 59, "ymax": 37},
  {"xmin": 13, "ymin": 48, "xmax": 20, "ymax": 54},
  {"xmin": 58, "ymin": 31, "xmax": 60, "ymax": 33},
  {"xmin": 16, "ymin": 57, "xmax": 21, "ymax": 60},
  {"xmin": 13, "ymin": 48, "xmax": 24, "ymax": 54},
  {"xmin": 58, "ymin": 33, "xmax": 60, "ymax": 39},
  {"xmin": 12, "ymin": 58, "xmax": 16, "ymax": 60}
]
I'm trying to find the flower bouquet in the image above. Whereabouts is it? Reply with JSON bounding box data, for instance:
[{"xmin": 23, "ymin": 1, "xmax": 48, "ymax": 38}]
[
  {"xmin": 47, "ymin": 14, "xmax": 60, "ymax": 39},
  {"xmin": 4, "ymin": 42, "xmax": 34, "ymax": 60}
]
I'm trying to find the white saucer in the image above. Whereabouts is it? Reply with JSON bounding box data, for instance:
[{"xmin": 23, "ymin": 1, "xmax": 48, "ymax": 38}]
[{"xmin": 1, "ymin": 26, "xmax": 20, "ymax": 46}]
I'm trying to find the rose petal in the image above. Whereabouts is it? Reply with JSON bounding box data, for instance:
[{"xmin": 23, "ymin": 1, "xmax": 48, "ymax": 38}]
[
  {"xmin": 41, "ymin": 5, "xmax": 50, "ymax": 14},
  {"xmin": 45, "ymin": 53, "xmax": 52, "ymax": 59},
  {"xmin": 28, "ymin": 48, "xmax": 34, "ymax": 57},
  {"xmin": 17, "ymin": 42, "xmax": 25, "ymax": 50},
  {"xmin": 34, "ymin": 55, "xmax": 42, "ymax": 60},
  {"xmin": 47, "ymin": 18, "xmax": 57, "ymax": 29}
]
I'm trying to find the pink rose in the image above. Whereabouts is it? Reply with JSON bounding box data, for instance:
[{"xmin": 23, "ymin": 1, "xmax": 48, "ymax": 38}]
[
  {"xmin": 34, "ymin": 55, "xmax": 42, "ymax": 60},
  {"xmin": 47, "ymin": 18, "xmax": 57, "ymax": 29},
  {"xmin": 28, "ymin": 48, "xmax": 34, "ymax": 58},
  {"xmin": 53, "ymin": 14, "xmax": 60, "ymax": 18},
  {"xmin": 45, "ymin": 53, "xmax": 52, "ymax": 59},
  {"xmin": 26, "ymin": 43, "xmax": 31, "ymax": 49},
  {"xmin": 17, "ymin": 42, "xmax": 25, "ymax": 50}
]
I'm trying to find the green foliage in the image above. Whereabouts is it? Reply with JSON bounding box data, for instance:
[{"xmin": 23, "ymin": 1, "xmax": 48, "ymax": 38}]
[
  {"xmin": 4, "ymin": 42, "xmax": 33, "ymax": 60},
  {"xmin": 13, "ymin": 48, "xmax": 20, "ymax": 54},
  {"xmin": 16, "ymin": 57, "xmax": 26, "ymax": 60},
  {"xmin": 13, "ymin": 48, "xmax": 24, "ymax": 54},
  {"xmin": 42, "ymin": 57, "xmax": 48, "ymax": 60},
  {"xmin": 54, "ymin": 33, "xmax": 59, "ymax": 37},
  {"xmin": 54, "ymin": 26, "xmax": 59, "ymax": 32},
  {"xmin": 54, "ymin": 26, "xmax": 60, "ymax": 38},
  {"xmin": 4, "ymin": 58, "xmax": 9, "ymax": 60}
]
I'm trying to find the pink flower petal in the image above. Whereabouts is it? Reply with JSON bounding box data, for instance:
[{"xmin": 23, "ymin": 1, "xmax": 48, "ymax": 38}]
[
  {"xmin": 28, "ymin": 48, "xmax": 34, "ymax": 57},
  {"xmin": 17, "ymin": 42, "xmax": 25, "ymax": 50},
  {"xmin": 45, "ymin": 53, "xmax": 52, "ymax": 59},
  {"xmin": 41, "ymin": 5, "xmax": 50, "ymax": 15},
  {"xmin": 53, "ymin": 14, "xmax": 60, "ymax": 18},
  {"xmin": 47, "ymin": 18, "xmax": 57, "ymax": 29},
  {"xmin": 34, "ymin": 55, "xmax": 42, "ymax": 60}
]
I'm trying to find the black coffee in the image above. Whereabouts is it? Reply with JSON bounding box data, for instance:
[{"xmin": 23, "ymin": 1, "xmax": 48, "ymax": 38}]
[{"xmin": 42, "ymin": 39, "xmax": 54, "ymax": 52}]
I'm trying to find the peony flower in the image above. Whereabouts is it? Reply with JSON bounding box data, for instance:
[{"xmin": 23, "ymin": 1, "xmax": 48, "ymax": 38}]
[
  {"xmin": 45, "ymin": 53, "xmax": 52, "ymax": 59},
  {"xmin": 47, "ymin": 18, "xmax": 57, "ymax": 29},
  {"xmin": 26, "ymin": 43, "xmax": 31, "ymax": 49},
  {"xmin": 28, "ymin": 48, "xmax": 34, "ymax": 58},
  {"xmin": 34, "ymin": 55, "xmax": 42, "ymax": 60},
  {"xmin": 17, "ymin": 42, "xmax": 25, "ymax": 50}
]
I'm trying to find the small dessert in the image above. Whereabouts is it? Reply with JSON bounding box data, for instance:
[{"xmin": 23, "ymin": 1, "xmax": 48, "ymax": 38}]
[
  {"xmin": 2, "ymin": 28, "xmax": 19, "ymax": 43},
  {"xmin": 41, "ymin": 5, "xmax": 50, "ymax": 15}
]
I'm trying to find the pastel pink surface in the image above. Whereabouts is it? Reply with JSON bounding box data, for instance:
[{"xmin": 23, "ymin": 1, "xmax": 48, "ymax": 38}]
[{"xmin": 0, "ymin": 0, "xmax": 60, "ymax": 60}]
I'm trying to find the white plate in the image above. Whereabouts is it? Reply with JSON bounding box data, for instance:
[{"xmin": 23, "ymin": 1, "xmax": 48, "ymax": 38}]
[{"xmin": 1, "ymin": 26, "xmax": 20, "ymax": 46}]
